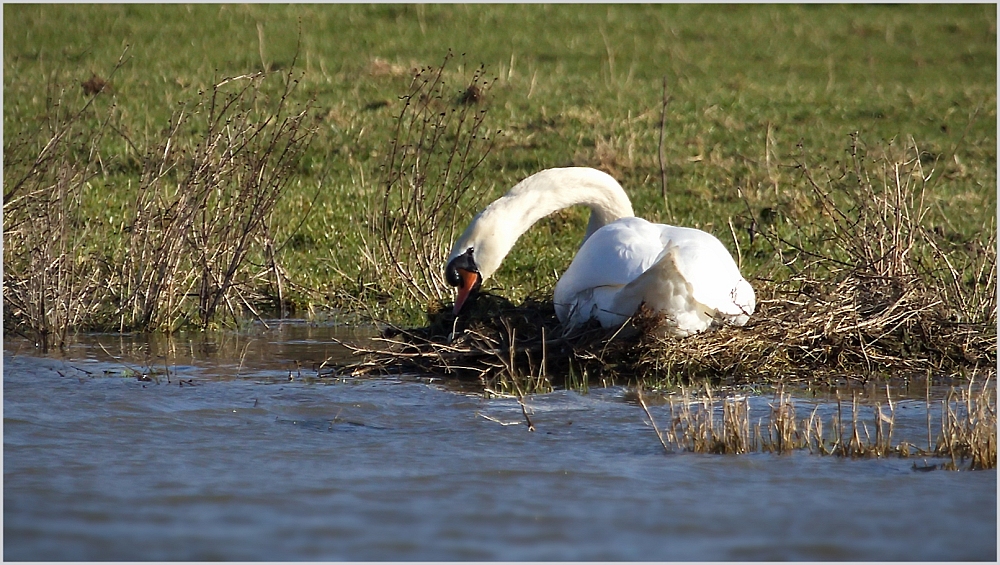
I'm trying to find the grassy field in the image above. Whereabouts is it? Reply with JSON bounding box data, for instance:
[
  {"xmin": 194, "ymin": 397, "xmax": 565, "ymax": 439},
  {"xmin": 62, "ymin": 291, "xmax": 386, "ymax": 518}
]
[{"xmin": 4, "ymin": 4, "xmax": 996, "ymax": 340}]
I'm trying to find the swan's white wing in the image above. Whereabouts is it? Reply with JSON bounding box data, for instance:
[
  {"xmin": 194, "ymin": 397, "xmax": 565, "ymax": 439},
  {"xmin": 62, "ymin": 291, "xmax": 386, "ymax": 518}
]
[
  {"xmin": 655, "ymin": 224, "xmax": 755, "ymax": 324},
  {"xmin": 554, "ymin": 217, "xmax": 665, "ymax": 326},
  {"xmin": 557, "ymin": 218, "xmax": 664, "ymax": 291},
  {"xmin": 610, "ymin": 244, "xmax": 711, "ymax": 335},
  {"xmin": 554, "ymin": 217, "xmax": 755, "ymax": 334}
]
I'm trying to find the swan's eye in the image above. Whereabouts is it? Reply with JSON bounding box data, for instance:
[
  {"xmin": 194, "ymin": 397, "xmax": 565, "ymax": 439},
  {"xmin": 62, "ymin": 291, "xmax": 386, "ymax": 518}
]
[
  {"xmin": 445, "ymin": 264, "xmax": 461, "ymax": 287},
  {"xmin": 445, "ymin": 248, "xmax": 477, "ymax": 287}
]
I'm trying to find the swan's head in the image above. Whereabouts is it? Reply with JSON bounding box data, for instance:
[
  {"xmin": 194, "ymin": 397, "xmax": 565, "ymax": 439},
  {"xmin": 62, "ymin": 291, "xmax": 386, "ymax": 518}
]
[
  {"xmin": 445, "ymin": 247, "xmax": 482, "ymax": 314},
  {"xmin": 444, "ymin": 166, "xmax": 634, "ymax": 315},
  {"xmin": 445, "ymin": 209, "xmax": 509, "ymax": 314}
]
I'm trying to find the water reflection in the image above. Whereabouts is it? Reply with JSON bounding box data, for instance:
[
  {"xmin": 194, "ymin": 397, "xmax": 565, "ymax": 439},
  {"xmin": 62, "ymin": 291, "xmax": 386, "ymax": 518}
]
[
  {"xmin": 24, "ymin": 320, "xmax": 369, "ymax": 379},
  {"xmin": 4, "ymin": 323, "xmax": 996, "ymax": 560}
]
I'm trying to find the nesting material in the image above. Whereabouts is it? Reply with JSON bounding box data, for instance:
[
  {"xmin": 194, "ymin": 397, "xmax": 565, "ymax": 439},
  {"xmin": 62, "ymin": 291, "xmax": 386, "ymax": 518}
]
[{"xmin": 333, "ymin": 265, "xmax": 995, "ymax": 391}]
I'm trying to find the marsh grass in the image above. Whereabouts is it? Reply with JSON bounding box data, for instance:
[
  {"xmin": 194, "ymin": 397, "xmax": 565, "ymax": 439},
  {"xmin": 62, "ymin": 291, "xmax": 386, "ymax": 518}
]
[
  {"xmin": 632, "ymin": 381, "xmax": 996, "ymax": 470},
  {"xmin": 4, "ymin": 48, "xmax": 317, "ymax": 347},
  {"xmin": 935, "ymin": 376, "xmax": 998, "ymax": 470}
]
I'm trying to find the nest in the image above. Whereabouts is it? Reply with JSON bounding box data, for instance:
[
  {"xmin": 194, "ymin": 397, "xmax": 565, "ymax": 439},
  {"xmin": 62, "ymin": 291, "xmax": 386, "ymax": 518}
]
[{"xmin": 332, "ymin": 266, "xmax": 996, "ymax": 391}]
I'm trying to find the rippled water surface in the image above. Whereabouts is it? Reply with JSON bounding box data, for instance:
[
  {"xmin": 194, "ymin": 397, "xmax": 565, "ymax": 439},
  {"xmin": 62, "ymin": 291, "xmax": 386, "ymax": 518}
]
[{"xmin": 4, "ymin": 323, "xmax": 996, "ymax": 560}]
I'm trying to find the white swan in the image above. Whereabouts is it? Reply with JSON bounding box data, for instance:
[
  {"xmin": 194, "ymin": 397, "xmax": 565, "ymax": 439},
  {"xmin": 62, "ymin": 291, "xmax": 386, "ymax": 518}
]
[{"xmin": 444, "ymin": 167, "xmax": 755, "ymax": 337}]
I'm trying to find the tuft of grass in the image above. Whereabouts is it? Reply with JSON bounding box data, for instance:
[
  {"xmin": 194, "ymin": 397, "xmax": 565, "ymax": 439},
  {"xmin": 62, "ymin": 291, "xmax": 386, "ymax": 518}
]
[
  {"xmin": 632, "ymin": 381, "xmax": 996, "ymax": 470},
  {"xmin": 935, "ymin": 376, "xmax": 998, "ymax": 470}
]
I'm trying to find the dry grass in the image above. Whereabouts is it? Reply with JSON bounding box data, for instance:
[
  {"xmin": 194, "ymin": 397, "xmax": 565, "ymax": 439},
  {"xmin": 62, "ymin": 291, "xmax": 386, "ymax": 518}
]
[
  {"xmin": 3, "ymin": 48, "xmax": 317, "ymax": 347},
  {"xmin": 935, "ymin": 376, "xmax": 997, "ymax": 470},
  {"xmin": 632, "ymin": 380, "xmax": 996, "ymax": 470}
]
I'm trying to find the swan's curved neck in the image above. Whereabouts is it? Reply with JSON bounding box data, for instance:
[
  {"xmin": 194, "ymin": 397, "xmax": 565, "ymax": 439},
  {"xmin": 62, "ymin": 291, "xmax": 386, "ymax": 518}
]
[{"xmin": 448, "ymin": 167, "xmax": 634, "ymax": 282}]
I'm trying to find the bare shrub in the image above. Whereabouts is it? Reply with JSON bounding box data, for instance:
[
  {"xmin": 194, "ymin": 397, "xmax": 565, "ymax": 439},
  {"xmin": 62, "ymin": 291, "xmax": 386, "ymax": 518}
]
[
  {"xmin": 117, "ymin": 66, "xmax": 316, "ymax": 331},
  {"xmin": 3, "ymin": 48, "xmax": 317, "ymax": 344},
  {"xmin": 3, "ymin": 51, "xmax": 129, "ymax": 349},
  {"xmin": 359, "ymin": 52, "xmax": 498, "ymax": 317}
]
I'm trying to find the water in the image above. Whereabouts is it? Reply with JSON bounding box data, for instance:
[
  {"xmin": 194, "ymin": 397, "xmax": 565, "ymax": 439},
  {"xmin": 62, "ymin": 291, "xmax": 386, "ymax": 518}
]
[{"xmin": 4, "ymin": 323, "xmax": 996, "ymax": 560}]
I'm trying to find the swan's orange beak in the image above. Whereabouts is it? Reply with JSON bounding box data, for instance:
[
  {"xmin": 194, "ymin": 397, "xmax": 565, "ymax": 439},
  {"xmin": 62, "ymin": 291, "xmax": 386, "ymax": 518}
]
[
  {"xmin": 453, "ymin": 268, "xmax": 480, "ymax": 315},
  {"xmin": 446, "ymin": 248, "xmax": 481, "ymax": 315}
]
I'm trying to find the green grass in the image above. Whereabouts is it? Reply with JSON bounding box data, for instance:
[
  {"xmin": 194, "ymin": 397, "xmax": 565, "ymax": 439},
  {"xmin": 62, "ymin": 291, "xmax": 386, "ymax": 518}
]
[{"xmin": 4, "ymin": 4, "xmax": 996, "ymax": 328}]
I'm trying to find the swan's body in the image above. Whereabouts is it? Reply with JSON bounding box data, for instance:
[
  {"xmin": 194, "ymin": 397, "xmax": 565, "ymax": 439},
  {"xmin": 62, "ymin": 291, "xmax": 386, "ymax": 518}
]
[
  {"xmin": 445, "ymin": 167, "xmax": 754, "ymax": 337},
  {"xmin": 553, "ymin": 216, "xmax": 754, "ymax": 336}
]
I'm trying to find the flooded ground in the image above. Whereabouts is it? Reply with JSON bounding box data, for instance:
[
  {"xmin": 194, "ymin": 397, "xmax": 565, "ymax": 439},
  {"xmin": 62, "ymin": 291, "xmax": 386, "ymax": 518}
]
[{"xmin": 4, "ymin": 322, "xmax": 996, "ymax": 560}]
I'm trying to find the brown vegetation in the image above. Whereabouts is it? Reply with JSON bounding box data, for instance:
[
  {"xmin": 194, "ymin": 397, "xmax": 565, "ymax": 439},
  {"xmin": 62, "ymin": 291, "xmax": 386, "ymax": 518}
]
[
  {"xmin": 352, "ymin": 52, "xmax": 499, "ymax": 317},
  {"xmin": 3, "ymin": 48, "xmax": 317, "ymax": 348},
  {"xmin": 631, "ymin": 379, "xmax": 995, "ymax": 470}
]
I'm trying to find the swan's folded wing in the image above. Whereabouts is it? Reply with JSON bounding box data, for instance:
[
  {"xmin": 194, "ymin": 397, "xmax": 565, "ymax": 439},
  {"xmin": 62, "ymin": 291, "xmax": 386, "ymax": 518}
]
[
  {"xmin": 656, "ymin": 225, "xmax": 755, "ymax": 321},
  {"xmin": 555, "ymin": 218, "xmax": 664, "ymax": 295},
  {"xmin": 554, "ymin": 217, "xmax": 755, "ymax": 329},
  {"xmin": 614, "ymin": 245, "xmax": 719, "ymax": 335},
  {"xmin": 553, "ymin": 218, "xmax": 664, "ymax": 323}
]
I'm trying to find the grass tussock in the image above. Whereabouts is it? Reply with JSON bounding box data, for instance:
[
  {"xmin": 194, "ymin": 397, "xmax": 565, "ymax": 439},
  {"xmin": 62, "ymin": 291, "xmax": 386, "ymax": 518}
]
[
  {"xmin": 3, "ymin": 48, "xmax": 317, "ymax": 348},
  {"xmin": 630, "ymin": 379, "xmax": 996, "ymax": 470}
]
